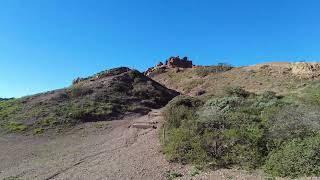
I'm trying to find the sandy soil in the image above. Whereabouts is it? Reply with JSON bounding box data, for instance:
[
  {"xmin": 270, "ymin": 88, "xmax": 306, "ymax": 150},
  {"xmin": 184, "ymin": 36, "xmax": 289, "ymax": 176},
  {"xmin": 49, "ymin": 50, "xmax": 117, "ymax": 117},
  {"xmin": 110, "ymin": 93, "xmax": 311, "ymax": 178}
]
[{"xmin": 0, "ymin": 110, "xmax": 267, "ymax": 180}]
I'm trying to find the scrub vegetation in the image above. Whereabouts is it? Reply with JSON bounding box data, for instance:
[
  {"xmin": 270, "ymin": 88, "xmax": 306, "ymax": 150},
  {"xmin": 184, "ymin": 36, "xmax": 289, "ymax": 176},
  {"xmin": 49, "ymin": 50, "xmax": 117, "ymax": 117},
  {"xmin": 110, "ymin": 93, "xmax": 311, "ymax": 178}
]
[{"xmin": 162, "ymin": 85, "xmax": 320, "ymax": 178}]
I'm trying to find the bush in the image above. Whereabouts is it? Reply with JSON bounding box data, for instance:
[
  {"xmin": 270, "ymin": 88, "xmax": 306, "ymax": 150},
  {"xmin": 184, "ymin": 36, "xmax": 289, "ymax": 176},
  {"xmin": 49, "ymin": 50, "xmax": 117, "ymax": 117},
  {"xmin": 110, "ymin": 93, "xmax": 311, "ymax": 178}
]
[
  {"xmin": 163, "ymin": 128, "xmax": 207, "ymax": 164},
  {"xmin": 163, "ymin": 96, "xmax": 203, "ymax": 129},
  {"xmin": 165, "ymin": 170, "xmax": 183, "ymax": 180},
  {"xmin": 70, "ymin": 84, "xmax": 93, "ymax": 97},
  {"xmin": 196, "ymin": 111, "xmax": 266, "ymax": 169},
  {"xmin": 5, "ymin": 122, "xmax": 27, "ymax": 132},
  {"xmin": 128, "ymin": 70, "xmax": 142, "ymax": 80},
  {"xmin": 226, "ymin": 87, "xmax": 251, "ymax": 98},
  {"xmin": 264, "ymin": 135, "xmax": 320, "ymax": 177},
  {"xmin": 200, "ymin": 96, "xmax": 244, "ymax": 115},
  {"xmin": 262, "ymin": 105, "xmax": 320, "ymax": 149}
]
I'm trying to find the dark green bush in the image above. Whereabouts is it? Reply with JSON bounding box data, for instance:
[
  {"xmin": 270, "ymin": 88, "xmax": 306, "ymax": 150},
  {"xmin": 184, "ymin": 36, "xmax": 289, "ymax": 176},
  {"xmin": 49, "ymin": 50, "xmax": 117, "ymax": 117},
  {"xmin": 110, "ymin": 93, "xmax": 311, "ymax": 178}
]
[
  {"xmin": 196, "ymin": 111, "xmax": 266, "ymax": 169},
  {"xmin": 128, "ymin": 70, "xmax": 142, "ymax": 80},
  {"xmin": 163, "ymin": 128, "xmax": 207, "ymax": 164},
  {"xmin": 162, "ymin": 91, "xmax": 320, "ymax": 177},
  {"xmin": 163, "ymin": 96, "xmax": 203, "ymax": 129},
  {"xmin": 70, "ymin": 84, "xmax": 93, "ymax": 97},
  {"xmin": 262, "ymin": 105, "xmax": 320, "ymax": 149},
  {"xmin": 4, "ymin": 121, "xmax": 27, "ymax": 132},
  {"xmin": 264, "ymin": 135, "xmax": 320, "ymax": 177},
  {"xmin": 226, "ymin": 87, "xmax": 251, "ymax": 98}
]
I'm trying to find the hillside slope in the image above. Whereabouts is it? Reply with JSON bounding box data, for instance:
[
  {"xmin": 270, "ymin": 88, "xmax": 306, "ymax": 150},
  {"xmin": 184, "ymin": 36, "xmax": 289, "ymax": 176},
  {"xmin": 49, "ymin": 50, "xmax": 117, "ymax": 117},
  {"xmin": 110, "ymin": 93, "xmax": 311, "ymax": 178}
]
[
  {"xmin": 0, "ymin": 67, "xmax": 179, "ymax": 135},
  {"xmin": 148, "ymin": 62, "xmax": 320, "ymax": 97}
]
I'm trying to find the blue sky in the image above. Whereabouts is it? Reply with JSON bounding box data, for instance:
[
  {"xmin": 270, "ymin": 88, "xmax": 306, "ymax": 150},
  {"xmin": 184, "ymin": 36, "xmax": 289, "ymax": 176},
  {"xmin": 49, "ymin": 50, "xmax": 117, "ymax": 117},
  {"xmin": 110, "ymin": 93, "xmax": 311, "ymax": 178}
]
[{"xmin": 1, "ymin": 0, "xmax": 320, "ymax": 98}]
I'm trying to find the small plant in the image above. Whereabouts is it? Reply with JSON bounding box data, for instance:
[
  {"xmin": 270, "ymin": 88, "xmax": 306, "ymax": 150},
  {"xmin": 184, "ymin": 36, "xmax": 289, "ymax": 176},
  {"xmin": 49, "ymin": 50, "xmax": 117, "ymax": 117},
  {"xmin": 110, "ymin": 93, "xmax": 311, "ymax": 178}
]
[
  {"xmin": 226, "ymin": 86, "xmax": 251, "ymax": 98},
  {"xmin": 39, "ymin": 117, "xmax": 58, "ymax": 127},
  {"xmin": 5, "ymin": 122, "xmax": 27, "ymax": 132},
  {"xmin": 189, "ymin": 166, "xmax": 200, "ymax": 177},
  {"xmin": 33, "ymin": 128, "xmax": 44, "ymax": 135},
  {"xmin": 264, "ymin": 176, "xmax": 275, "ymax": 180},
  {"xmin": 69, "ymin": 84, "xmax": 93, "ymax": 97},
  {"xmin": 4, "ymin": 176, "xmax": 21, "ymax": 180},
  {"xmin": 165, "ymin": 171, "xmax": 183, "ymax": 180},
  {"xmin": 128, "ymin": 70, "xmax": 142, "ymax": 80}
]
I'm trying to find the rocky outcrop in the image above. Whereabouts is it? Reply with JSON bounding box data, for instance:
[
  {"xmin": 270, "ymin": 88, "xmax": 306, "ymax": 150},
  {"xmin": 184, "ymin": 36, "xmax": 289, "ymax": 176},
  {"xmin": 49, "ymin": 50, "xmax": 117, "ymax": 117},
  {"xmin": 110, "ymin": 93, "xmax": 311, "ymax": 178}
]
[
  {"xmin": 144, "ymin": 56, "xmax": 193, "ymax": 77},
  {"xmin": 165, "ymin": 56, "xmax": 193, "ymax": 68},
  {"xmin": 291, "ymin": 62, "xmax": 320, "ymax": 79}
]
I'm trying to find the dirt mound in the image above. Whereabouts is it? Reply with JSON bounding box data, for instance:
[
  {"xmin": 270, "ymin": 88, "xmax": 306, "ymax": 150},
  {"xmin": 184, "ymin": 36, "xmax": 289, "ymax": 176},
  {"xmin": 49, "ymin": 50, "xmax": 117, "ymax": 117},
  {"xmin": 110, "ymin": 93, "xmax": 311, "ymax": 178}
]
[{"xmin": 0, "ymin": 67, "xmax": 179, "ymax": 135}]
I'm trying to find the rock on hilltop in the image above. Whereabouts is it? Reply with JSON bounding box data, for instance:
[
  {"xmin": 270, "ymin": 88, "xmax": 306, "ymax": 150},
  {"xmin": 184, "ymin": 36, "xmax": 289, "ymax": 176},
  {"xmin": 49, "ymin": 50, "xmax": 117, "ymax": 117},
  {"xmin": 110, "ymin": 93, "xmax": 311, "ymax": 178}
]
[{"xmin": 144, "ymin": 56, "xmax": 193, "ymax": 77}]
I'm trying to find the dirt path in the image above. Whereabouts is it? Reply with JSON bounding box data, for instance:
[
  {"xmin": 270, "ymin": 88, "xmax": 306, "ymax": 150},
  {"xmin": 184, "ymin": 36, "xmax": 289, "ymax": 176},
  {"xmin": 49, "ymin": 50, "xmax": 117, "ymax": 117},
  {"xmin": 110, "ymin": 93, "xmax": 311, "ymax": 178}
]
[
  {"xmin": 0, "ymin": 109, "xmax": 267, "ymax": 180},
  {"xmin": 0, "ymin": 110, "xmax": 175, "ymax": 180}
]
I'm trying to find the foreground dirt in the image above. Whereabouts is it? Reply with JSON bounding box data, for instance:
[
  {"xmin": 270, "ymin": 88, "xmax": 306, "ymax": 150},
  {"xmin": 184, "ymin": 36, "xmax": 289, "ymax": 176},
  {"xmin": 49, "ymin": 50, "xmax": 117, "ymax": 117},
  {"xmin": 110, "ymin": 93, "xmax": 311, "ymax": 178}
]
[{"xmin": 0, "ymin": 110, "xmax": 268, "ymax": 180}]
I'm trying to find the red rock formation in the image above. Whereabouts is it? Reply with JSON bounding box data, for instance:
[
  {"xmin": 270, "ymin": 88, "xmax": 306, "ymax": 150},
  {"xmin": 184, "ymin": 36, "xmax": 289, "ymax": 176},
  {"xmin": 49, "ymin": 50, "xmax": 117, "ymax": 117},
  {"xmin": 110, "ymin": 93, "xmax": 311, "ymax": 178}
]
[
  {"xmin": 144, "ymin": 56, "xmax": 193, "ymax": 77},
  {"xmin": 166, "ymin": 56, "xmax": 193, "ymax": 68}
]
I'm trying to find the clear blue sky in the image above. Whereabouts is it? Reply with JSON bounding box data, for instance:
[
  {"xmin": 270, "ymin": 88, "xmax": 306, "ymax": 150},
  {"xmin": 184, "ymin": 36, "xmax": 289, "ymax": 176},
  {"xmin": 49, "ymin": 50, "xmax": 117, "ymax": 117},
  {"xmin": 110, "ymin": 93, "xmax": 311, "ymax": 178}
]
[{"xmin": 1, "ymin": 0, "xmax": 320, "ymax": 98}]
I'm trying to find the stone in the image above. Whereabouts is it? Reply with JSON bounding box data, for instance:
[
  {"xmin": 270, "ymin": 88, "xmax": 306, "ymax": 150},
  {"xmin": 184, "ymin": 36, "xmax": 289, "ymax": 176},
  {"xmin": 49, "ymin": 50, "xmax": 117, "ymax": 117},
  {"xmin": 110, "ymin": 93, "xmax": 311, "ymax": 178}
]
[
  {"xmin": 144, "ymin": 56, "xmax": 193, "ymax": 77},
  {"xmin": 166, "ymin": 56, "xmax": 193, "ymax": 68}
]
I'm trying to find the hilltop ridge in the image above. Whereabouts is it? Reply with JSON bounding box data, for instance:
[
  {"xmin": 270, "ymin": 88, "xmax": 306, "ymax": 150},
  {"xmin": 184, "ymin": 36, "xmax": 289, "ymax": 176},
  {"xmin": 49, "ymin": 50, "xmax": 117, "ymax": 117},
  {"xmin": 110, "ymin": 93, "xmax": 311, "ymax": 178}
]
[{"xmin": 146, "ymin": 57, "xmax": 320, "ymax": 96}]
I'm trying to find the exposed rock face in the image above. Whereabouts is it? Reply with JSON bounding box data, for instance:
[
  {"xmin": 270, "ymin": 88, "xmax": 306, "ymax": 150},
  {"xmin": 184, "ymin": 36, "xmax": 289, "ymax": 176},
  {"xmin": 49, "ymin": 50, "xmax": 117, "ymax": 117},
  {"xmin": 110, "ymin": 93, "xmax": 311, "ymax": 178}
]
[
  {"xmin": 291, "ymin": 62, "xmax": 320, "ymax": 79},
  {"xmin": 244, "ymin": 62, "xmax": 320, "ymax": 79},
  {"xmin": 165, "ymin": 56, "xmax": 193, "ymax": 68},
  {"xmin": 144, "ymin": 56, "xmax": 193, "ymax": 77}
]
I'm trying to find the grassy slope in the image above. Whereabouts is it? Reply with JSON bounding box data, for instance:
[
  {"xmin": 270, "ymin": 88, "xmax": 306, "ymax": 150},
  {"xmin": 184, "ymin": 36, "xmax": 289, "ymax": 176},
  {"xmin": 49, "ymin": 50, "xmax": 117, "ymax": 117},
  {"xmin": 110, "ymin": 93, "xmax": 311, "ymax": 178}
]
[
  {"xmin": 0, "ymin": 67, "xmax": 179, "ymax": 135},
  {"xmin": 150, "ymin": 63, "xmax": 313, "ymax": 97}
]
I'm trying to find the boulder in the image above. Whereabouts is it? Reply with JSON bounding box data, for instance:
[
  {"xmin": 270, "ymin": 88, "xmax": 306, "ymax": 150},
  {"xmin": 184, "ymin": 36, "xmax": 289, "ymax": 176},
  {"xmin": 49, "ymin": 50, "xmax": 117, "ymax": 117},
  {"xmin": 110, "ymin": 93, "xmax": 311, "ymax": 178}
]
[{"xmin": 144, "ymin": 56, "xmax": 193, "ymax": 77}]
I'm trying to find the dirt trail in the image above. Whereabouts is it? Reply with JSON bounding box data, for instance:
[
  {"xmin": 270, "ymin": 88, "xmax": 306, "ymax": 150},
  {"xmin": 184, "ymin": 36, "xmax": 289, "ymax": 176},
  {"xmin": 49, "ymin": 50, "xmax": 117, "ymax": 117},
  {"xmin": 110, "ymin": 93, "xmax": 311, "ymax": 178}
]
[
  {"xmin": 0, "ymin": 109, "xmax": 266, "ymax": 180},
  {"xmin": 0, "ymin": 109, "xmax": 175, "ymax": 180}
]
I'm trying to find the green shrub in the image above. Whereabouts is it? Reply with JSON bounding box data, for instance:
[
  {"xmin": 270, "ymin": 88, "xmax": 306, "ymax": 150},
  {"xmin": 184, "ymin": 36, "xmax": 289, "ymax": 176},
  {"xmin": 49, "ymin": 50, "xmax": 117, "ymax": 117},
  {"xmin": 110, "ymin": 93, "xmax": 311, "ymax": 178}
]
[
  {"xmin": 196, "ymin": 111, "xmax": 266, "ymax": 169},
  {"xmin": 264, "ymin": 135, "xmax": 320, "ymax": 177},
  {"xmin": 128, "ymin": 70, "xmax": 142, "ymax": 80},
  {"xmin": 70, "ymin": 84, "xmax": 93, "ymax": 97},
  {"xmin": 5, "ymin": 122, "xmax": 27, "ymax": 132},
  {"xmin": 163, "ymin": 128, "xmax": 207, "ymax": 164},
  {"xmin": 226, "ymin": 87, "xmax": 251, "ymax": 98},
  {"xmin": 262, "ymin": 105, "xmax": 320, "ymax": 149},
  {"xmin": 165, "ymin": 170, "xmax": 183, "ymax": 180},
  {"xmin": 200, "ymin": 96, "xmax": 244, "ymax": 114},
  {"xmin": 33, "ymin": 128, "xmax": 44, "ymax": 135},
  {"xmin": 39, "ymin": 117, "xmax": 58, "ymax": 127},
  {"xmin": 163, "ymin": 96, "xmax": 203, "ymax": 129},
  {"xmin": 0, "ymin": 99, "xmax": 23, "ymax": 120}
]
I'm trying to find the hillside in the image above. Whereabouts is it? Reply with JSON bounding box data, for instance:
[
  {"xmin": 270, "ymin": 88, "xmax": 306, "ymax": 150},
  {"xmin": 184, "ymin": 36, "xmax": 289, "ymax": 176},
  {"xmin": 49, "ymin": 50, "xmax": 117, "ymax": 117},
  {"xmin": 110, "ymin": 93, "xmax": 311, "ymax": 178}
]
[
  {"xmin": 146, "ymin": 57, "xmax": 320, "ymax": 178},
  {"xmin": 146, "ymin": 58, "xmax": 320, "ymax": 97},
  {"xmin": 0, "ymin": 67, "xmax": 178, "ymax": 135},
  {"xmin": 2, "ymin": 60, "xmax": 320, "ymax": 179}
]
